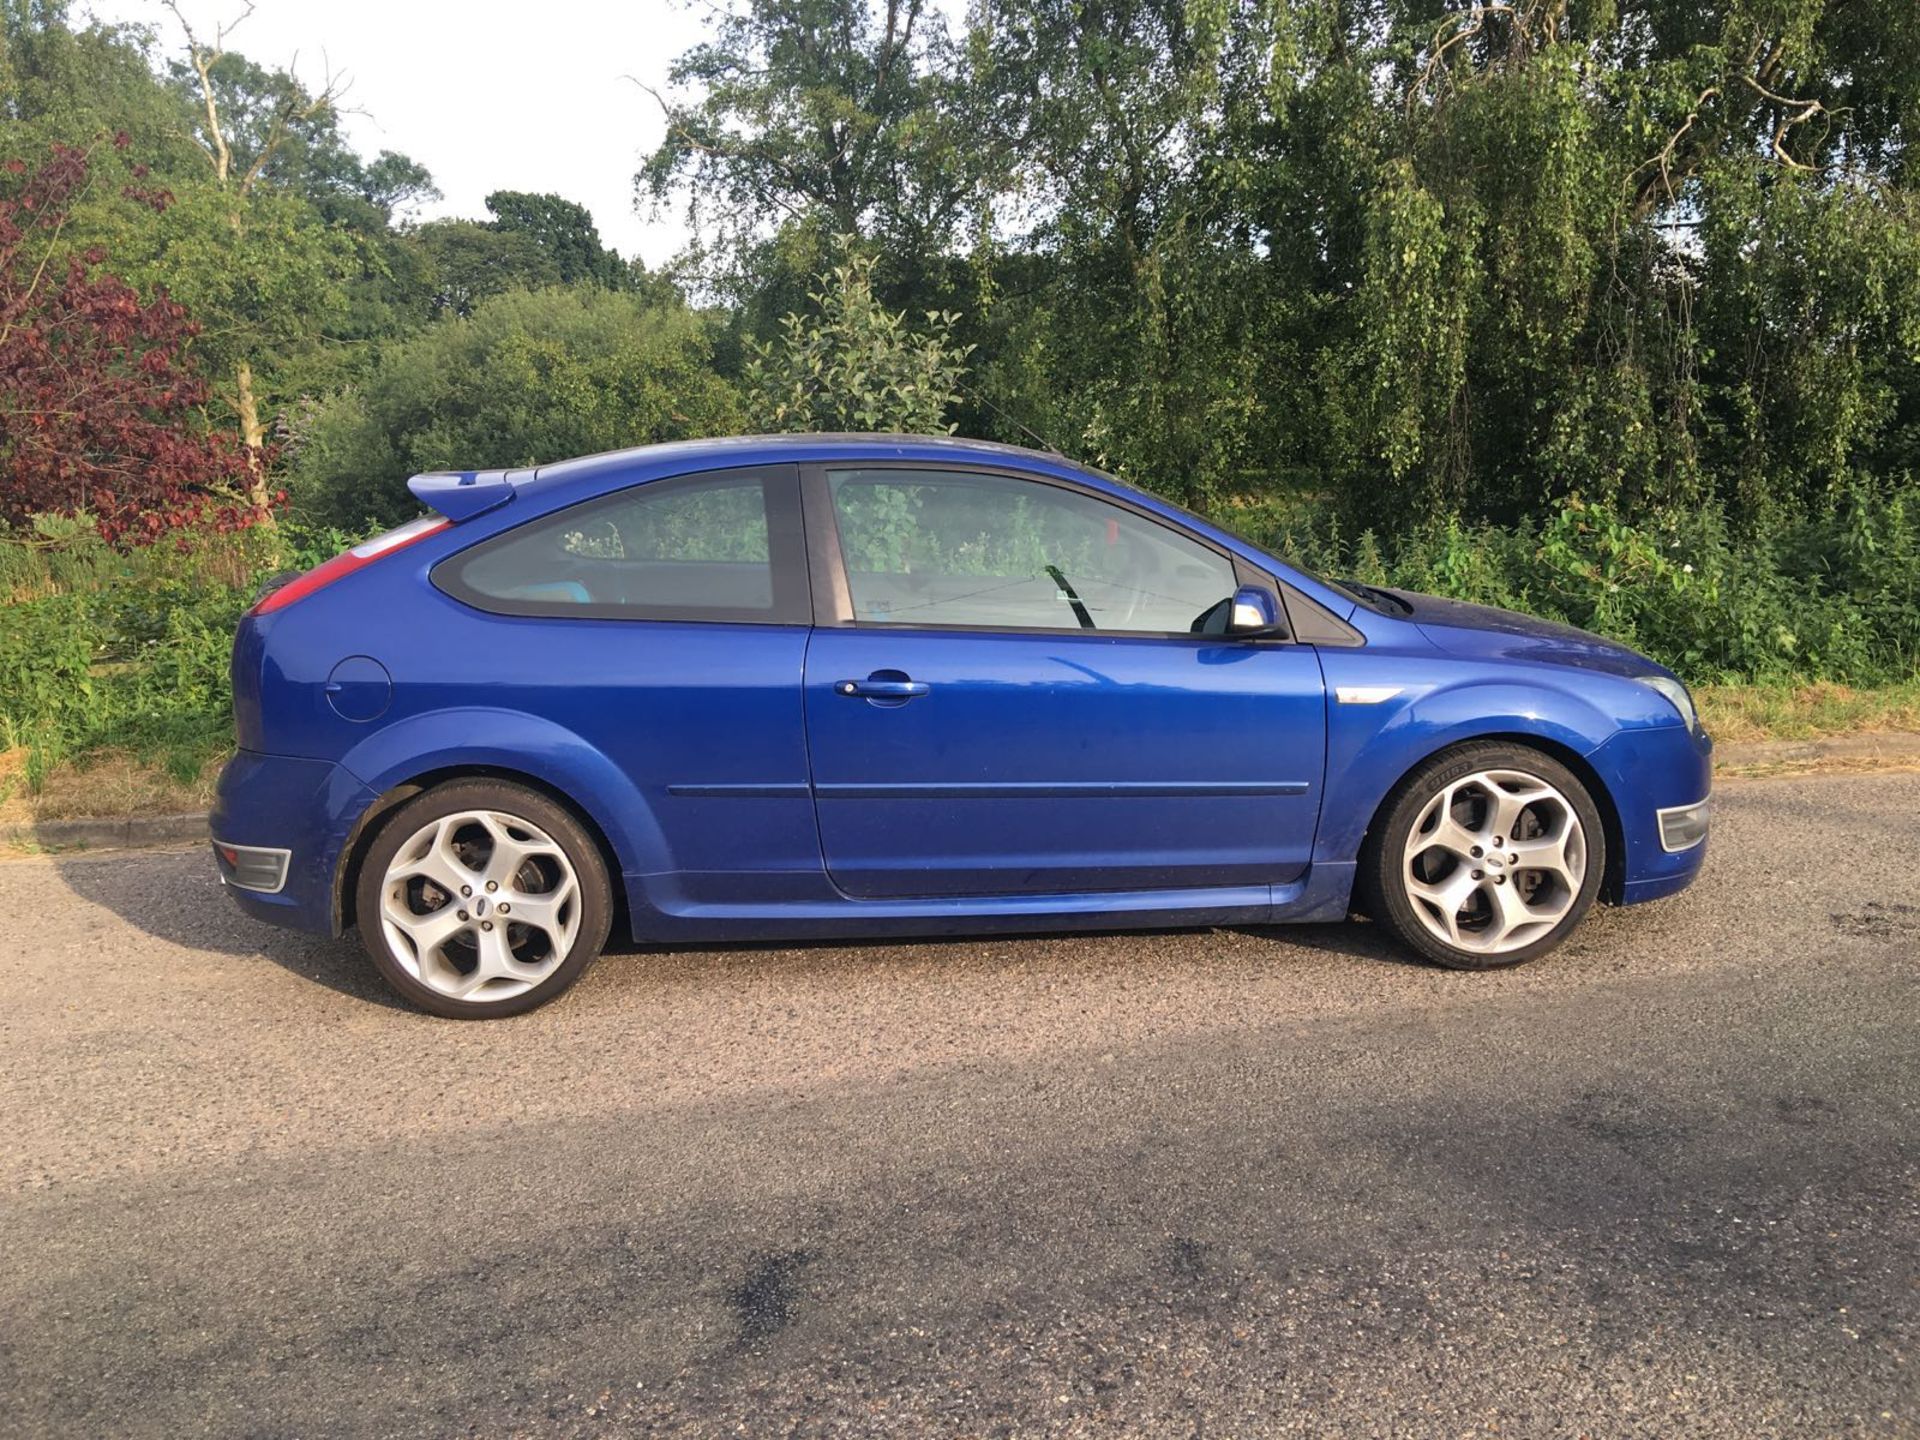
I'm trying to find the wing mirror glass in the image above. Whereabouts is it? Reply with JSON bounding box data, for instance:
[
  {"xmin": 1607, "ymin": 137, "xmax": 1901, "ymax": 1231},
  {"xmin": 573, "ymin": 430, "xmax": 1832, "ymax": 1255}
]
[{"xmin": 1228, "ymin": 585, "xmax": 1285, "ymax": 637}]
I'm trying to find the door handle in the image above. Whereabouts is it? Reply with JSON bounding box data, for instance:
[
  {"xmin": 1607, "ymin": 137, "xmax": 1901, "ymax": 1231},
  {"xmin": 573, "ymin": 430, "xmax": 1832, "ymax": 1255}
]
[{"xmin": 835, "ymin": 677, "xmax": 930, "ymax": 700}]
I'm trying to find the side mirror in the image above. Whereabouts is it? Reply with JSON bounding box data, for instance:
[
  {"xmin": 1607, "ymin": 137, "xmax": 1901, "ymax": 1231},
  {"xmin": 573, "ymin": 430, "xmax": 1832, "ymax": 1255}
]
[{"xmin": 1229, "ymin": 585, "xmax": 1285, "ymax": 637}]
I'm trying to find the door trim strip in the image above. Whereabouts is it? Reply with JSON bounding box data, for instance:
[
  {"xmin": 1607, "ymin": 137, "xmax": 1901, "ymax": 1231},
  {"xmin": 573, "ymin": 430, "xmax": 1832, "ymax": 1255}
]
[
  {"xmin": 667, "ymin": 783, "xmax": 813, "ymax": 799},
  {"xmin": 813, "ymin": 780, "xmax": 1311, "ymax": 800}
]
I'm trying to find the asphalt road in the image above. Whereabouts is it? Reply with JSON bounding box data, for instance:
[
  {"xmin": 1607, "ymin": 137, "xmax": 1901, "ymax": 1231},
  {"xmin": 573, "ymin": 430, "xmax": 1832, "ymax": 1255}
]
[{"xmin": 2, "ymin": 773, "xmax": 1916, "ymax": 1438}]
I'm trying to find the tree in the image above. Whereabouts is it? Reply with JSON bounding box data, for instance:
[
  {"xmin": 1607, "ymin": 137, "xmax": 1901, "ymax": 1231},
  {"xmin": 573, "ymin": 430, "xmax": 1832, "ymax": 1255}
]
[
  {"xmin": 0, "ymin": 139, "xmax": 255, "ymax": 542},
  {"xmin": 3, "ymin": 2, "xmax": 198, "ymax": 160},
  {"xmin": 484, "ymin": 190, "xmax": 629, "ymax": 289},
  {"xmin": 410, "ymin": 217, "xmax": 560, "ymax": 318},
  {"xmin": 153, "ymin": 0, "xmax": 379, "ymax": 523},
  {"xmin": 1325, "ymin": 0, "xmax": 1920, "ymax": 528},
  {"xmin": 746, "ymin": 237, "xmax": 969, "ymax": 432},
  {"xmin": 3, "ymin": 3, "xmax": 431, "ymax": 417},
  {"xmin": 168, "ymin": 42, "xmax": 435, "ymax": 228},
  {"xmin": 957, "ymin": 0, "xmax": 1920, "ymax": 527},
  {"xmin": 290, "ymin": 289, "xmax": 744, "ymax": 527},
  {"xmin": 636, "ymin": 0, "xmax": 1003, "ymax": 299},
  {"xmin": 410, "ymin": 192, "xmax": 640, "ymax": 319}
]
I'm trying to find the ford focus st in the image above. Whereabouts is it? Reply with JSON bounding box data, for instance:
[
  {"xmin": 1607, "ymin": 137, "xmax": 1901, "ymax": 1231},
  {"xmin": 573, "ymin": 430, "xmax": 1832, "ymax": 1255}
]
[{"xmin": 212, "ymin": 436, "xmax": 1711, "ymax": 1017}]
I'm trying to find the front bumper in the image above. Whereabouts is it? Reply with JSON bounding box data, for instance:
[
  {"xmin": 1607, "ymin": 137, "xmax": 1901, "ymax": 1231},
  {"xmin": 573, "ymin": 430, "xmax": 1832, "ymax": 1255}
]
[
  {"xmin": 210, "ymin": 749, "xmax": 378, "ymax": 935},
  {"xmin": 1585, "ymin": 722, "xmax": 1713, "ymax": 905}
]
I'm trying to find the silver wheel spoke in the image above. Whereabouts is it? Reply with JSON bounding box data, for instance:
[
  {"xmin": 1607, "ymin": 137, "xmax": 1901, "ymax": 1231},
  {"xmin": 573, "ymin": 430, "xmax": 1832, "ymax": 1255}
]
[
  {"xmin": 1410, "ymin": 784, "xmax": 1488, "ymax": 860},
  {"xmin": 503, "ymin": 878, "xmax": 577, "ymax": 945},
  {"xmin": 480, "ymin": 813, "xmax": 561, "ymax": 889},
  {"xmin": 378, "ymin": 807, "xmax": 580, "ymax": 1003},
  {"xmin": 1508, "ymin": 831, "xmax": 1575, "ymax": 885},
  {"xmin": 1428, "ymin": 800, "xmax": 1487, "ymax": 858},
  {"xmin": 383, "ymin": 892, "xmax": 470, "ymax": 958},
  {"xmin": 1486, "ymin": 784, "xmax": 1549, "ymax": 845},
  {"xmin": 1408, "ymin": 867, "xmax": 1482, "ymax": 945},
  {"xmin": 1520, "ymin": 877, "xmax": 1576, "ymax": 926},
  {"xmin": 1483, "ymin": 874, "xmax": 1539, "ymax": 947},
  {"xmin": 389, "ymin": 817, "xmax": 479, "ymax": 898},
  {"xmin": 451, "ymin": 925, "xmax": 539, "ymax": 995}
]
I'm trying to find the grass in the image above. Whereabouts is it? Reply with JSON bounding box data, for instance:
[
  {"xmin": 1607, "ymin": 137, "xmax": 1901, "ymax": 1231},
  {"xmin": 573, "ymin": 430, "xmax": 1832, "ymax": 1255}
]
[
  {"xmin": 1693, "ymin": 679, "xmax": 1920, "ymax": 743},
  {"xmin": 0, "ymin": 746, "xmax": 224, "ymax": 827}
]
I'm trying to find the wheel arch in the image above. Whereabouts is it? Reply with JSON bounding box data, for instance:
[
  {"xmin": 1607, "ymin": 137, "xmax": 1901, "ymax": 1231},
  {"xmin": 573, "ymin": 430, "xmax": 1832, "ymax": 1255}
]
[
  {"xmin": 331, "ymin": 764, "xmax": 634, "ymax": 937},
  {"xmin": 331, "ymin": 707, "xmax": 668, "ymax": 935},
  {"xmin": 1352, "ymin": 733, "xmax": 1627, "ymax": 909}
]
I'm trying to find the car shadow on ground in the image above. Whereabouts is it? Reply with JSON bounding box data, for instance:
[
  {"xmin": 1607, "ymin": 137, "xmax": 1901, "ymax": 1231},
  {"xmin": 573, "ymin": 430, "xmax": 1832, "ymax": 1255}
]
[
  {"xmin": 1234, "ymin": 916, "xmax": 1433, "ymax": 969},
  {"xmin": 43, "ymin": 841, "xmax": 1426, "ymax": 1011},
  {"xmin": 45, "ymin": 844, "xmax": 415, "ymax": 1012}
]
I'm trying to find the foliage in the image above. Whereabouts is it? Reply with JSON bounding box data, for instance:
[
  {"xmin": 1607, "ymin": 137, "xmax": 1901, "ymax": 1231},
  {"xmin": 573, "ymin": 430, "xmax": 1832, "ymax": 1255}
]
[
  {"xmin": 410, "ymin": 217, "xmax": 561, "ymax": 319},
  {"xmin": 483, "ymin": 191, "xmax": 632, "ymax": 290},
  {"xmin": 637, "ymin": 0, "xmax": 1000, "ymax": 300},
  {"xmin": 746, "ymin": 238, "xmax": 970, "ymax": 432},
  {"xmin": 165, "ymin": 43, "xmax": 437, "ymax": 230},
  {"xmin": 289, "ymin": 288, "xmax": 745, "ymax": 528},
  {"xmin": 0, "ymin": 139, "xmax": 258, "ymax": 542},
  {"xmin": 1259, "ymin": 482, "xmax": 1920, "ymax": 685},
  {"xmin": 651, "ymin": 0, "xmax": 1920, "ymax": 534},
  {"xmin": 411, "ymin": 191, "xmax": 656, "ymax": 319},
  {"xmin": 0, "ymin": 513, "xmax": 276, "ymax": 784}
]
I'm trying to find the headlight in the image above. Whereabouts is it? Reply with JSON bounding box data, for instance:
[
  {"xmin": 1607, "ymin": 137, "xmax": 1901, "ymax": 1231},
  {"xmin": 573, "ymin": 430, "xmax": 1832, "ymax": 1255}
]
[{"xmin": 1638, "ymin": 675, "xmax": 1697, "ymax": 731}]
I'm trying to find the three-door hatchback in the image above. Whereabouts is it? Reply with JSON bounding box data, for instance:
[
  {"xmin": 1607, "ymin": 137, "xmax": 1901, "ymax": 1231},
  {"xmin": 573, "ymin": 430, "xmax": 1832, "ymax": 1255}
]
[{"xmin": 213, "ymin": 435, "xmax": 1711, "ymax": 1016}]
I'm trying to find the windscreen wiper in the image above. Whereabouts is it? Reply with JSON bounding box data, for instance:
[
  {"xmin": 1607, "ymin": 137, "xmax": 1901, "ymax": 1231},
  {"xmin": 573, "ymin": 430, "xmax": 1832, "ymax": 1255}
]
[
  {"xmin": 1045, "ymin": 565, "xmax": 1096, "ymax": 629},
  {"xmin": 1342, "ymin": 580, "xmax": 1414, "ymax": 615}
]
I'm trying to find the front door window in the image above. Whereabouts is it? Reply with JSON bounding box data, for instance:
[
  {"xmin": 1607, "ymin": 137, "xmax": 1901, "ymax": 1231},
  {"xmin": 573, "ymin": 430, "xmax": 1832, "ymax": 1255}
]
[{"xmin": 826, "ymin": 468, "xmax": 1238, "ymax": 635}]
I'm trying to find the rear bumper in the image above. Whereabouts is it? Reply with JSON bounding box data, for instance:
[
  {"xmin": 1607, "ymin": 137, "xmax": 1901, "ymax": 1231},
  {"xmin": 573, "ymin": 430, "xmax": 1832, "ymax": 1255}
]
[
  {"xmin": 1586, "ymin": 722, "xmax": 1713, "ymax": 905},
  {"xmin": 210, "ymin": 749, "xmax": 377, "ymax": 936}
]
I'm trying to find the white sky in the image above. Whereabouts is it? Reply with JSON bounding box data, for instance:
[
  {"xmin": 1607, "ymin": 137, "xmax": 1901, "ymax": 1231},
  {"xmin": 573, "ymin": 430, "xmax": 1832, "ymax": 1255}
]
[{"xmin": 79, "ymin": 0, "xmax": 712, "ymax": 267}]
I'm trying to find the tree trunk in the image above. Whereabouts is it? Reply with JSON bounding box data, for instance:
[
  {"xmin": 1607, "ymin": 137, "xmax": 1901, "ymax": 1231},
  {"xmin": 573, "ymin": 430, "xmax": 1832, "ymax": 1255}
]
[{"xmin": 235, "ymin": 360, "xmax": 275, "ymax": 527}]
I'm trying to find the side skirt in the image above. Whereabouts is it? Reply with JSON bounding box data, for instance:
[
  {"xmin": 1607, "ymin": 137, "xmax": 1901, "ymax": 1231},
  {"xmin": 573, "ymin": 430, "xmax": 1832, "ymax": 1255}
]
[{"xmin": 622, "ymin": 862, "xmax": 1357, "ymax": 944}]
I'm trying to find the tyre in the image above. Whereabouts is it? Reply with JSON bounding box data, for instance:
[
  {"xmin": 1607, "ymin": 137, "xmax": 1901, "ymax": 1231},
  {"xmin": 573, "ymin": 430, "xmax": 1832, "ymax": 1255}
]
[
  {"xmin": 354, "ymin": 779, "xmax": 613, "ymax": 1018},
  {"xmin": 1365, "ymin": 742, "xmax": 1605, "ymax": 971}
]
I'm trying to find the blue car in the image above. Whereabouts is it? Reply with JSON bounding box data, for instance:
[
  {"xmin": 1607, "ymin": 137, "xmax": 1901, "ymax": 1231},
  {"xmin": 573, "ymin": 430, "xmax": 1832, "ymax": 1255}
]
[{"xmin": 213, "ymin": 435, "xmax": 1711, "ymax": 1017}]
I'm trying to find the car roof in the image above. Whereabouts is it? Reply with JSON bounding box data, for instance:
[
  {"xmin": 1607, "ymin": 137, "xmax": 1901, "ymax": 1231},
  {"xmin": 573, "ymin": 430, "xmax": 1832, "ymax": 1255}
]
[{"xmin": 531, "ymin": 433, "xmax": 1067, "ymax": 490}]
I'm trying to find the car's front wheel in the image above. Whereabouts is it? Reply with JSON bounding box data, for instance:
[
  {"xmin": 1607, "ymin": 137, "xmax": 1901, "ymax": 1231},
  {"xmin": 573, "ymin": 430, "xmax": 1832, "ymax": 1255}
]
[
  {"xmin": 355, "ymin": 780, "xmax": 612, "ymax": 1017},
  {"xmin": 1367, "ymin": 742, "xmax": 1606, "ymax": 970}
]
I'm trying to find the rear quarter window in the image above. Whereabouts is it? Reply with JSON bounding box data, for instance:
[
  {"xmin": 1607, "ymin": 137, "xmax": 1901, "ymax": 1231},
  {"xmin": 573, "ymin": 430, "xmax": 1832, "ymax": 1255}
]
[{"xmin": 434, "ymin": 465, "xmax": 808, "ymax": 624}]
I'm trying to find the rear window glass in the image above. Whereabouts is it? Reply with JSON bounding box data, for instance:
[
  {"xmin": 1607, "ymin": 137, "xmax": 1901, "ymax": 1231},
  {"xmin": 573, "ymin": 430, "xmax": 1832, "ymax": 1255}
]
[{"xmin": 435, "ymin": 467, "xmax": 807, "ymax": 623}]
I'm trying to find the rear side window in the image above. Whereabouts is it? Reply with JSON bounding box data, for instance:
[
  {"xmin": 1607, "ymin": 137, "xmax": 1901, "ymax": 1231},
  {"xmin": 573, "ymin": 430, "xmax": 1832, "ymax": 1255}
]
[{"xmin": 435, "ymin": 465, "xmax": 808, "ymax": 623}]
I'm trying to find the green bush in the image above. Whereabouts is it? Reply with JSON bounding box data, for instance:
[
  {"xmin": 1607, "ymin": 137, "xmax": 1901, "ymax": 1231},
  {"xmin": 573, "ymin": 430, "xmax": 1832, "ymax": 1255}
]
[
  {"xmin": 0, "ymin": 517, "xmax": 306, "ymax": 789},
  {"xmin": 288, "ymin": 288, "xmax": 745, "ymax": 529},
  {"xmin": 0, "ymin": 593, "xmax": 97, "ymax": 784},
  {"xmin": 1253, "ymin": 485, "xmax": 1920, "ymax": 685}
]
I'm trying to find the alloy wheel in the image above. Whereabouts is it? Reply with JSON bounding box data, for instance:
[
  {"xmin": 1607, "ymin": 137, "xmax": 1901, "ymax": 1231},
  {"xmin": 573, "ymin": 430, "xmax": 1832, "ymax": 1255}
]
[
  {"xmin": 378, "ymin": 810, "xmax": 581, "ymax": 1003},
  {"xmin": 1401, "ymin": 768, "xmax": 1587, "ymax": 956}
]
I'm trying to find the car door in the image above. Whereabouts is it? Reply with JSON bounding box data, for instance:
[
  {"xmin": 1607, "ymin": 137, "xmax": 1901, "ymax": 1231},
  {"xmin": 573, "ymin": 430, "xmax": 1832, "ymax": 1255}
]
[
  {"xmin": 430, "ymin": 462, "xmax": 818, "ymax": 899},
  {"xmin": 800, "ymin": 463, "xmax": 1328, "ymax": 899}
]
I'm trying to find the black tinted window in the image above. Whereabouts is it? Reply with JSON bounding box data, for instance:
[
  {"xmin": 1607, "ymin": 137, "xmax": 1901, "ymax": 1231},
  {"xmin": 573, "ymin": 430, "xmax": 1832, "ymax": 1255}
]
[
  {"xmin": 827, "ymin": 468, "xmax": 1237, "ymax": 634},
  {"xmin": 437, "ymin": 466, "xmax": 807, "ymax": 623}
]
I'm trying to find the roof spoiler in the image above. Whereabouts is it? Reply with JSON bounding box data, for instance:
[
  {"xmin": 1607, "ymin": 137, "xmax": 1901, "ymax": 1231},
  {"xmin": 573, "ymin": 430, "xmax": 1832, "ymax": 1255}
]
[{"xmin": 407, "ymin": 468, "xmax": 518, "ymax": 522}]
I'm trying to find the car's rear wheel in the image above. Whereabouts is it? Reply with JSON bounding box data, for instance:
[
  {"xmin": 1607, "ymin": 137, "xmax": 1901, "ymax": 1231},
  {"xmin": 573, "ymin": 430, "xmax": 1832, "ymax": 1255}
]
[
  {"xmin": 354, "ymin": 780, "xmax": 612, "ymax": 1018},
  {"xmin": 1367, "ymin": 742, "xmax": 1605, "ymax": 970}
]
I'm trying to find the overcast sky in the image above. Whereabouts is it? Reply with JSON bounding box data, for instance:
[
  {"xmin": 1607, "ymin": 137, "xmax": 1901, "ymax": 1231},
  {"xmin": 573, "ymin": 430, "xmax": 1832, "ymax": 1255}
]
[{"xmin": 79, "ymin": 0, "xmax": 713, "ymax": 267}]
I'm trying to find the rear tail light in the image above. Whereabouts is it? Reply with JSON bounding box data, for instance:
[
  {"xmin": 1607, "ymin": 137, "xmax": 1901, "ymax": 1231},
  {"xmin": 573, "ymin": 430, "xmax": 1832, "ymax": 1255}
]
[{"xmin": 250, "ymin": 516, "xmax": 449, "ymax": 616}]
